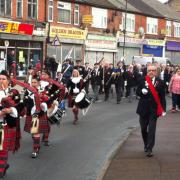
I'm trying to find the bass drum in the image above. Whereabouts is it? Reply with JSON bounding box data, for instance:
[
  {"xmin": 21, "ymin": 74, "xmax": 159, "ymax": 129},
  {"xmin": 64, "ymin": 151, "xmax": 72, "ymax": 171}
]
[
  {"xmin": 48, "ymin": 106, "xmax": 63, "ymax": 125},
  {"xmin": 75, "ymin": 90, "xmax": 91, "ymax": 109}
]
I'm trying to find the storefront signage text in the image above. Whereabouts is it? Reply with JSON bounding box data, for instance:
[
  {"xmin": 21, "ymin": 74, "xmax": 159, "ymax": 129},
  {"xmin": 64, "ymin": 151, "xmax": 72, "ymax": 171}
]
[
  {"xmin": 82, "ymin": 15, "xmax": 93, "ymax": 24},
  {"xmin": 86, "ymin": 34, "xmax": 117, "ymax": 49},
  {"xmin": 144, "ymin": 39, "xmax": 166, "ymax": 46},
  {"xmin": 0, "ymin": 21, "xmax": 34, "ymax": 35},
  {"xmin": 118, "ymin": 36, "xmax": 144, "ymax": 44},
  {"xmin": 50, "ymin": 26, "xmax": 86, "ymax": 40}
]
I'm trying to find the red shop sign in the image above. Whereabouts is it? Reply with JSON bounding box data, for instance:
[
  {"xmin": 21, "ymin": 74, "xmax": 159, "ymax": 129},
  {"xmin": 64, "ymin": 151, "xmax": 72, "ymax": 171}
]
[{"xmin": 18, "ymin": 24, "xmax": 34, "ymax": 35}]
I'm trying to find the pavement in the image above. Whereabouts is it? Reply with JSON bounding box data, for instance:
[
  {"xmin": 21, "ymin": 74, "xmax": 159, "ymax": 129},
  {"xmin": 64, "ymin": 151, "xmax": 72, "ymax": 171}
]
[{"xmin": 103, "ymin": 110, "xmax": 180, "ymax": 180}]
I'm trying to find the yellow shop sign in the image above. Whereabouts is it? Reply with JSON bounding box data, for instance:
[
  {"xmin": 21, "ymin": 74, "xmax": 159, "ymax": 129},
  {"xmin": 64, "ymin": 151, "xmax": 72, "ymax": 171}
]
[
  {"xmin": 146, "ymin": 39, "xmax": 165, "ymax": 46},
  {"xmin": 50, "ymin": 26, "xmax": 86, "ymax": 40}
]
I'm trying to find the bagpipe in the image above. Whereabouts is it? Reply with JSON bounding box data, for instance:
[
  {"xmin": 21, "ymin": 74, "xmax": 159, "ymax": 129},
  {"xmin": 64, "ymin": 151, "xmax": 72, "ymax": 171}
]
[
  {"xmin": 10, "ymin": 78, "xmax": 41, "ymax": 134},
  {"xmin": 41, "ymin": 77, "xmax": 65, "ymax": 101}
]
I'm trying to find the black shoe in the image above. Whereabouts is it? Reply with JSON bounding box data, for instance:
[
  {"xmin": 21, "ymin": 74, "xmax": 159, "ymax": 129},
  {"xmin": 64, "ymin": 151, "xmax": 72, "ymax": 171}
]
[
  {"xmin": 2, "ymin": 164, "xmax": 10, "ymax": 177},
  {"xmin": 146, "ymin": 151, "xmax": 153, "ymax": 157},
  {"xmin": 144, "ymin": 147, "xmax": 148, "ymax": 153},
  {"xmin": 117, "ymin": 101, "xmax": 120, "ymax": 104},
  {"xmin": 44, "ymin": 141, "xmax": 50, "ymax": 146}
]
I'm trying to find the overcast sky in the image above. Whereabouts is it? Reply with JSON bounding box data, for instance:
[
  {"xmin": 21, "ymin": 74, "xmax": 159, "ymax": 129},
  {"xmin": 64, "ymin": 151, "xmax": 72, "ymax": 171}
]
[{"xmin": 157, "ymin": 0, "xmax": 168, "ymax": 3}]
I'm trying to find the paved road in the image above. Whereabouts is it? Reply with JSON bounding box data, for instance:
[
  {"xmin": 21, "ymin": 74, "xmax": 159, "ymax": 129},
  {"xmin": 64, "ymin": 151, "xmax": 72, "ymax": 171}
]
[{"xmin": 7, "ymin": 95, "xmax": 144, "ymax": 180}]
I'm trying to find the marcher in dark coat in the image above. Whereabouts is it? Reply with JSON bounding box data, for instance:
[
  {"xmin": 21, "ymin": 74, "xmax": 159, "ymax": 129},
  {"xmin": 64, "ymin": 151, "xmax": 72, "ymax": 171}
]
[
  {"xmin": 91, "ymin": 63, "xmax": 103, "ymax": 101},
  {"xmin": 104, "ymin": 64, "xmax": 112, "ymax": 101},
  {"xmin": 136, "ymin": 65, "xmax": 166, "ymax": 157}
]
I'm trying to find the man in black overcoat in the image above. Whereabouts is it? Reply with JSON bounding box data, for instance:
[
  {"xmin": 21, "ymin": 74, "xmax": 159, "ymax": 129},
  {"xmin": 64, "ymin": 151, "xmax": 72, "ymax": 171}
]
[{"xmin": 136, "ymin": 65, "xmax": 166, "ymax": 157}]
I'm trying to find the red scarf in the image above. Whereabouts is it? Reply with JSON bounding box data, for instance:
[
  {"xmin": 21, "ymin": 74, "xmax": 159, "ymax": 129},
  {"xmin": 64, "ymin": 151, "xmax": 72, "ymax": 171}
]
[{"xmin": 145, "ymin": 75, "xmax": 164, "ymax": 116}]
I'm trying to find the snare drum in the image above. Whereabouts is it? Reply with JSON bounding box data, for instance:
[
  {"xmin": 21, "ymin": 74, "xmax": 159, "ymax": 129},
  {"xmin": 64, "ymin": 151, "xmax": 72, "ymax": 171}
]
[
  {"xmin": 48, "ymin": 106, "xmax": 63, "ymax": 125},
  {"xmin": 75, "ymin": 90, "xmax": 91, "ymax": 109}
]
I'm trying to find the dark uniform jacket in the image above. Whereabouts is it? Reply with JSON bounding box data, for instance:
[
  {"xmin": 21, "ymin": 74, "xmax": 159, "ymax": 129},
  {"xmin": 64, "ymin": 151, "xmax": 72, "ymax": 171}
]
[
  {"xmin": 136, "ymin": 77, "xmax": 166, "ymax": 117},
  {"xmin": 74, "ymin": 65, "xmax": 85, "ymax": 78},
  {"xmin": 91, "ymin": 68, "xmax": 103, "ymax": 86}
]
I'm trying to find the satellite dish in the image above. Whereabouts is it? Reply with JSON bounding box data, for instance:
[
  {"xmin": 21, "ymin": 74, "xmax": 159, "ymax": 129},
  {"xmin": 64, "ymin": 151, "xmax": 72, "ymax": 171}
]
[{"xmin": 138, "ymin": 27, "xmax": 144, "ymax": 37}]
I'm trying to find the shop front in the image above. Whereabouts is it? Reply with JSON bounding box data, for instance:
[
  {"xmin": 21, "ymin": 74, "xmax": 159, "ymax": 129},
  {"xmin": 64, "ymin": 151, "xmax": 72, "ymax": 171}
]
[
  {"xmin": 166, "ymin": 41, "xmax": 180, "ymax": 65},
  {"xmin": 0, "ymin": 21, "xmax": 46, "ymax": 76},
  {"xmin": 85, "ymin": 34, "xmax": 117, "ymax": 67},
  {"xmin": 117, "ymin": 36, "xmax": 142, "ymax": 65},
  {"xmin": 48, "ymin": 26, "xmax": 87, "ymax": 64},
  {"xmin": 142, "ymin": 39, "xmax": 166, "ymax": 58}
]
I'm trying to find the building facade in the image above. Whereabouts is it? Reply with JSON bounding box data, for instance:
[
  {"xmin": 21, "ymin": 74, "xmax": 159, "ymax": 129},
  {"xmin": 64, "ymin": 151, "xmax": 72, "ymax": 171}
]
[
  {"xmin": 0, "ymin": 0, "xmax": 47, "ymax": 75},
  {"xmin": 0, "ymin": 0, "xmax": 180, "ymax": 76}
]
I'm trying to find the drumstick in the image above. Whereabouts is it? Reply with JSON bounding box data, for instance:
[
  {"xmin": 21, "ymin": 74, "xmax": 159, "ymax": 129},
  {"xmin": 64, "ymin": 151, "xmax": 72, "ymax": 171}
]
[{"xmin": 82, "ymin": 101, "xmax": 93, "ymax": 116}]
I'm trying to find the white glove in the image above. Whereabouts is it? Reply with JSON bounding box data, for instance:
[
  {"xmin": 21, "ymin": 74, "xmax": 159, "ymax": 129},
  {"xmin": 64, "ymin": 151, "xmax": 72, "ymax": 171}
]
[
  {"xmin": 162, "ymin": 112, "xmax": 166, "ymax": 117},
  {"xmin": 40, "ymin": 102, "xmax": 48, "ymax": 112},
  {"xmin": 142, "ymin": 88, "xmax": 148, "ymax": 95},
  {"xmin": 166, "ymin": 82, "xmax": 169, "ymax": 85},
  {"xmin": 124, "ymin": 81, "xmax": 127, "ymax": 86}
]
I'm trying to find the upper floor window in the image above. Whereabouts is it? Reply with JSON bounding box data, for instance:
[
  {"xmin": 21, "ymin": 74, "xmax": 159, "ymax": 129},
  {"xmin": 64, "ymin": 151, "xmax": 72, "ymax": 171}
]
[
  {"xmin": 0, "ymin": 0, "xmax": 11, "ymax": 17},
  {"xmin": 74, "ymin": 4, "xmax": 79, "ymax": 25},
  {"xmin": 48, "ymin": 0, "xmax": 53, "ymax": 22},
  {"xmin": 17, "ymin": 0, "xmax": 22, "ymax": 18},
  {"xmin": 122, "ymin": 13, "xmax": 135, "ymax": 32},
  {"xmin": 174, "ymin": 22, "xmax": 180, "ymax": 37},
  {"xmin": 28, "ymin": 0, "xmax": 37, "ymax": 19},
  {"xmin": 147, "ymin": 17, "xmax": 158, "ymax": 34},
  {"xmin": 166, "ymin": 21, "xmax": 171, "ymax": 36},
  {"xmin": 92, "ymin": 7, "xmax": 107, "ymax": 29},
  {"xmin": 57, "ymin": 1, "xmax": 71, "ymax": 24}
]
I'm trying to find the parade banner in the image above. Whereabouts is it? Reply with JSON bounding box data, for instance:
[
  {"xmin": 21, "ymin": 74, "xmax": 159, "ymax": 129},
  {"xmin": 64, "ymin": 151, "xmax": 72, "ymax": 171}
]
[
  {"xmin": 0, "ymin": 21, "xmax": 34, "ymax": 35},
  {"xmin": 50, "ymin": 26, "xmax": 86, "ymax": 40}
]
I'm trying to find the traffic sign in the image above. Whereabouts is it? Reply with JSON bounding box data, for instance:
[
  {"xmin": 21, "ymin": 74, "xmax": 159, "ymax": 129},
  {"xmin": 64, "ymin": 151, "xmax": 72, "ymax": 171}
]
[
  {"xmin": 52, "ymin": 35, "xmax": 61, "ymax": 46},
  {"xmin": 4, "ymin": 40, "xmax": 9, "ymax": 47}
]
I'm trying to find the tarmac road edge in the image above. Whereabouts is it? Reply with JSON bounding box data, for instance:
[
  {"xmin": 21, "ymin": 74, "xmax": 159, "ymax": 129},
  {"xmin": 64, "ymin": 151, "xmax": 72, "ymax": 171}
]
[{"xmin": 96, "ymin": 127, "xmax": 138, "ymax": 180}]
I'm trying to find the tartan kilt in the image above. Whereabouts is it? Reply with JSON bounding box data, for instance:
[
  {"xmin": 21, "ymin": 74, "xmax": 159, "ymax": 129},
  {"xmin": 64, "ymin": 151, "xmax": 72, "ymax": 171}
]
[
  {"xmin": 68, "ymin": 94, "xmax": 77, "ymax": 108},
  {"xmin": 24, "ymin": 114, "xmax": 50, "ymax": 134},
  {"xmin": 2, "ymin": 125, "xmax": 16, "ymax": 152}
]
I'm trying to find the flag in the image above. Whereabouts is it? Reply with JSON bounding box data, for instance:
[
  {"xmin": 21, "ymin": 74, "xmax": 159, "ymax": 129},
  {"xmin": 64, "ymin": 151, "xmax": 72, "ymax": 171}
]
[{"xmin": 64, "ymin": 46, "xmax": 74, "ymax": 60}]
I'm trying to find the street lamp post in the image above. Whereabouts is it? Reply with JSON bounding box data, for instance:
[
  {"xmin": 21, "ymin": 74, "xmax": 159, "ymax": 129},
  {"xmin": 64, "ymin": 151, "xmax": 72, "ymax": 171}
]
[{"xmin": 122, "ymin": 0, "xmax": 128, "ymax": 59}]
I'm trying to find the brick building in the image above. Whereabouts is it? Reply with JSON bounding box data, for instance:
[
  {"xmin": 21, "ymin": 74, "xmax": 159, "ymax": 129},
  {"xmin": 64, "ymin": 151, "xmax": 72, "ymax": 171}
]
[
  {"xmin": 0, "ymin": 0, "xmax": 180, "ymax": 77},
  {"xmin": 0, "ymin": 0, "xmax": 47, "ymax": 75}
]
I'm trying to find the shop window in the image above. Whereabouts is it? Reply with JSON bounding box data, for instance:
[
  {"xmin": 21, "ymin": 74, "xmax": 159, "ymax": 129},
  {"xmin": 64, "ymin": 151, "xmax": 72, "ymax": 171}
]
[
  {"xmin": 30, "ymin": 42, "xmax": 41, "ymax": 48},
  {"xmin": 16, "ymin": 41, "xmax": 28, "ymax": 48},
  {"xmin": 48, "ymin": 0, "xmax": 53, "ymax": 22},
  {"xmin": 28, "ymin": 0, "xmax": 37, "ymax": 19},
  {"xmin": 57, "ymin": 1, "xmax": 71, "ymax": 24},
  {"xmin": 17, "ymin": 0, "xmax": 22, "ymax": 18},
  {"xmin": 0, "ymin": 0, "xmax": 12, "ymax": 17}
]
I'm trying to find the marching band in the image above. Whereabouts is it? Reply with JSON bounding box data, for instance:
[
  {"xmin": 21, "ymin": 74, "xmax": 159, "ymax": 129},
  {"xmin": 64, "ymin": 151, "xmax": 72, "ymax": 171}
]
[{"xmin": 0, "ymin": 57, "xmax": 179, "ymax": 178}]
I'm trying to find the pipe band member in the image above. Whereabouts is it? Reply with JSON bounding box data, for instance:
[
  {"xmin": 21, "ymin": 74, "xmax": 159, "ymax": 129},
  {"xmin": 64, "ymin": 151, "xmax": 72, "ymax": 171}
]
[
  {"xmin": 67, "ymin": 69, "xmax": 84, "ymax": 125},
  {"xmin": 24, "ymin": 75, "xmax": 50, "ymax": 158},
  {"xmin": 0, "ymin": 70, "xmax": 21, "ymax": 178}
]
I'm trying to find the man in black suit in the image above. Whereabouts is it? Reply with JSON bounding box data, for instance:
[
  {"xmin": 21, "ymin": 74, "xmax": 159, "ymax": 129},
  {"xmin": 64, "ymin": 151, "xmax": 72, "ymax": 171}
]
[
  {"xmin": 136, "ymin": 65, "xmax": 166, "ymax": 157},
  {"xmin": 73, "ymin": 59, "xmax": 85, "ymax": 78},
  {"xmin": 91, "ymin": 63, "xmax": 103, "ymax": 101}
]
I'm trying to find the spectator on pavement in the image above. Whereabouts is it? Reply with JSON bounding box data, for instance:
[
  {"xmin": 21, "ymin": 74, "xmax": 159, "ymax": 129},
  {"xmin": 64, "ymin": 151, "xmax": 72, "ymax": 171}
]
[{"xmin": 168, "ymin": 67, "xmax": 180, "ymax": 112}]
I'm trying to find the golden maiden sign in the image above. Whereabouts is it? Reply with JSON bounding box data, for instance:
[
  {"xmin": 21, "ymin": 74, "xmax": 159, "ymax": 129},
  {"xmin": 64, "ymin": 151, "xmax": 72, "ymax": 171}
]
[{"xmin": 50, "ymin": 26, "xmax": 86, "ymax": 40}]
